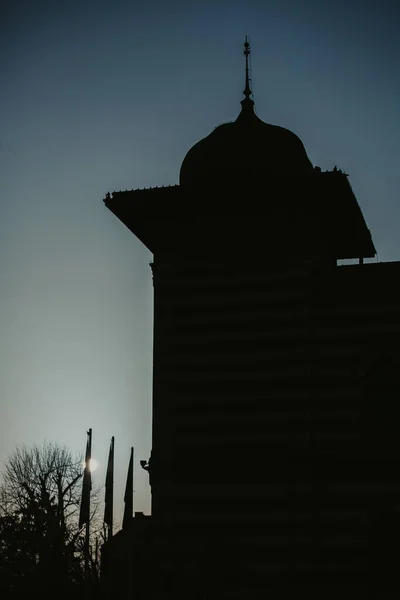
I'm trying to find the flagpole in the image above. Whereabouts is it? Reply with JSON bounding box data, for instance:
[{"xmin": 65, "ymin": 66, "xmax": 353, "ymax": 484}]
[
  {"xmin": 85, "ymin": 518, "xmax": 90, "ymax": 576},
  {"xmin": 84, "ymin": 428, "xmax": 92, "ymax": 577},
  {"xmin": 109, "ymin": 436, "xmax": 114, "ymax": 539},
  {"xmin": 104, "ymin": 436, "xmax": 115, "ymax": 540},
  {"xmin": 123, "ymin": 447, "xmax": 134, "ymax": 529}
]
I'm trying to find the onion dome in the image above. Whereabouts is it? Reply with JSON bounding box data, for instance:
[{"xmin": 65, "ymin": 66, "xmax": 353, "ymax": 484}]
[{"xmin": 180, "ymin": 37, "xmax": 313, "ymax": 189}]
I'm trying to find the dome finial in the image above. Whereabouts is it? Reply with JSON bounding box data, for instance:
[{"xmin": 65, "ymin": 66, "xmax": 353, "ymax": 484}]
[{"xmin": 241, "ymin": 35, "xmax": 255, "ymax": 114}]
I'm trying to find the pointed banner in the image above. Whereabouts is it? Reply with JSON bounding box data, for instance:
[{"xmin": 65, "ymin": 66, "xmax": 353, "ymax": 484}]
[
  {"xmin": 79, "ymin": 428, "xmax": 92, "ymax": 528},
  {"xmin": 123, "ymin": 447, "xmax": 134, "ymax": 529},
  {"xmin": 104, "ymin": 436, "xmax": 114, "ymax": 535}
]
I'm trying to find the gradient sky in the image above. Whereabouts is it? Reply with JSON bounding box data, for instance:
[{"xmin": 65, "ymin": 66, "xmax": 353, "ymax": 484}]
[{"xmin": 1, "ymin": 0, "xmax": 399, "ymax": 523}]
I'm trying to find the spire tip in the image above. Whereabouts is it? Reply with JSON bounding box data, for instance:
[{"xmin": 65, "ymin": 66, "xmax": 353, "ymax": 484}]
[{"xmin": 240, "ymin": 35, "xmax": 254, "ymax": 114}]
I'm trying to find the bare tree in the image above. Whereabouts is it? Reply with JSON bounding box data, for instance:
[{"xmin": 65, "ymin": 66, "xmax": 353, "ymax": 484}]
[{"xmin": 0, "ymin": 442, "xmax": 102, "ymax": 595}]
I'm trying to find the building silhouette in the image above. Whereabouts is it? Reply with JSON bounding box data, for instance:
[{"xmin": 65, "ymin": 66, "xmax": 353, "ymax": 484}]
[{"xmin": 101, "ymin": 40, "xmax": 400, "ymax": 599}]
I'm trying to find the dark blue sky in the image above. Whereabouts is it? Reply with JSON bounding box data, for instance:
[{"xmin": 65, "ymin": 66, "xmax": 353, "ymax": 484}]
[{"xmin": 1, "ymin": 0, "xmax": 399, "ymax": 522}]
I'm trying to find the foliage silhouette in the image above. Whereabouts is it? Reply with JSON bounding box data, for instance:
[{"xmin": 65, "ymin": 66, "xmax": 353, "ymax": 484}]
[{"xmin": 0, "ymin": 442, "xmax": 103, "ymax": 597}]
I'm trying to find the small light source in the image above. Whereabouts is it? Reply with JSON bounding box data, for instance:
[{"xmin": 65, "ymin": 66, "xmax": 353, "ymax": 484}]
[{"xmin": 82, "ymin": 458, "xmax": 98, "ymax": 472}]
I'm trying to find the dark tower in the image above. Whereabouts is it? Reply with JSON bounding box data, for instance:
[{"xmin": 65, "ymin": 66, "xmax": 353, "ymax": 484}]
[{"xmin": 103, "ymin": 40, "xmax": 400, "ymax": 599}]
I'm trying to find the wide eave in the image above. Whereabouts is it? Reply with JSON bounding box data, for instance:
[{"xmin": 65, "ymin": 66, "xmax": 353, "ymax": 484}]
[{"xmin": 104, "ymin": 172, "xmax": 376, "ymax": 259}]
